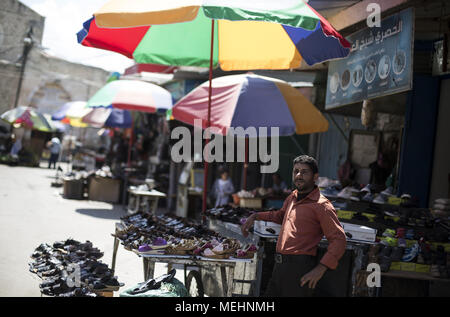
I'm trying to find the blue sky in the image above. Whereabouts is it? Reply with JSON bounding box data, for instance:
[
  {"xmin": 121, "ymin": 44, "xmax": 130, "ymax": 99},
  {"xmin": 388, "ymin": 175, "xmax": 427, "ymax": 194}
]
[{"xmin": 19, "ymin": 0, "xmax": 134, "ymax": 73}]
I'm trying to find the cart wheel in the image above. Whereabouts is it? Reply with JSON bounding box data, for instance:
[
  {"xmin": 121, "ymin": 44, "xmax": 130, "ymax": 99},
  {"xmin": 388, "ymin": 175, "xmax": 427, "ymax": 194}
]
[{"xmin": 186, "ymin": 270, "xmax": 204, "ymax": 297}]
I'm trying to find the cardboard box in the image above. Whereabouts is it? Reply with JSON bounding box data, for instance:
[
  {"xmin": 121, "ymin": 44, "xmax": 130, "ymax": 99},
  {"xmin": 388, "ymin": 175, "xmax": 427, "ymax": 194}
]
[
  {"xmin": 400, "ymin": 262, "xmax": 416, "ymax": 272},
  {"xmin": 239, "ymin": 197, "xmax": 262, "ymax": 208},
  {"xmin": 341, "ymin": 222, "xmax": 377, "ymax": 242},
  {"xmin": 63, "ymin": 178, "xmax": 84, "ymax": 200},
  {"xmin": 89, "ymin": 177, "xmax": 121, "ymax": 203},
  {"xmin": 415, "ymin": 264, "xmax": 430, "ymax": 273},
  {"xmin": 390, "ymin": 262, "xmax": 402, "ymax": 271}
]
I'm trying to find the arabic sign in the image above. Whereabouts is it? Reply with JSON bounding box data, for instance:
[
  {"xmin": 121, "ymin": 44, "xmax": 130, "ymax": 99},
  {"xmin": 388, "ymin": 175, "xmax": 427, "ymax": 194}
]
[{"xmin": 326, "ymin": 8, "xmax": 414, "ymax": 109}]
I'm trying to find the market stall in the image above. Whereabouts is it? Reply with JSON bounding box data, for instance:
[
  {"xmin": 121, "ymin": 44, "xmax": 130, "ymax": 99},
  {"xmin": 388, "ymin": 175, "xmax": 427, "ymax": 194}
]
[
  {"xmin": 203, "ymin": 181, "xmax": 450, "ymax": 297},
  {"xmin": 110, "ymin": 210, "xmax": 258, "ymax": 297}
]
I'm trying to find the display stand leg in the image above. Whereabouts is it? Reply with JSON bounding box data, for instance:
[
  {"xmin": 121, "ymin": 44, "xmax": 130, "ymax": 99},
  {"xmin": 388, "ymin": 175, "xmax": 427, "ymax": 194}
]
[
  {"xmin": 220, "ymin": 266, "xmax": 228, "ymax": 297},
  {"xmin": 351, "ymin": 246, "xmax": 364, "ymax": 297},
  {"xmin": 143, "ymin": 258, "xmax": 155, "ymax": 281},
  {"xmin": 150, "ymin": 198, "xmax": 159, "ymax": 215},
  {"xmin": 227, "ymin": 266, "xmax": 235, "ymax": 297},
  {"xmin": 111, "ymin": 236, "xmax": 120, "ymax": 274},
  {"xmin": 253, "ymin": 245, "xmax": 265, "ymax": 296}
]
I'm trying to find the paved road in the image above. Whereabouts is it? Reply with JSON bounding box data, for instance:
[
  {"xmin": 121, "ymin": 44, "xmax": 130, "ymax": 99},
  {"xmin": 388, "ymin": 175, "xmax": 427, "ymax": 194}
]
[{"xmin": 0, "ymin": 163, "xmax": 182, "ymax": 297}]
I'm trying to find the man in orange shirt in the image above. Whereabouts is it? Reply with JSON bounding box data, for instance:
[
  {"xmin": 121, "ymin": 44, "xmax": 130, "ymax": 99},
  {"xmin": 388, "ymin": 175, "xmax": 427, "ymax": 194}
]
[{"xmin": 241, "ymin": 155, "xmax": 347, "ymax": 296}]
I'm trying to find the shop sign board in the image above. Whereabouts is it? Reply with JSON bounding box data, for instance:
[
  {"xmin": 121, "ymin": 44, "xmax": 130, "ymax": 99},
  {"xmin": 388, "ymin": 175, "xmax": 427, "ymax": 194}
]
[{"xmin": 325, "ymin": 8, "xmax": 414, "ymax": 109}]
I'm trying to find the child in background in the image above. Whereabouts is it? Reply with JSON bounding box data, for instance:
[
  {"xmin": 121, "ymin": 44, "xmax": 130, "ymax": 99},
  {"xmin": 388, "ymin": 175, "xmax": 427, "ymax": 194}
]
[{"xmin": 211, "ymin": 168, "xmax": 235, "ymax": 207}]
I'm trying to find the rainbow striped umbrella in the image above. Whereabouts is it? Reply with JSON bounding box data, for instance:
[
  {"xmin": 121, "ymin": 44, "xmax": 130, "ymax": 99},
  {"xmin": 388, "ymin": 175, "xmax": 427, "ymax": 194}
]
[{"xmin": 78, "ymin": 0, "xmax": 350, "ymax": 70}]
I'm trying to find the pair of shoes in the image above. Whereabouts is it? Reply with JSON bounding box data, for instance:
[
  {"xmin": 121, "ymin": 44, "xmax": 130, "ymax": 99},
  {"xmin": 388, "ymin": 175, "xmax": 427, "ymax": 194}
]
[
  {"xmin": 321, "ymin": 186, "xmax": 340, "ymax": 198},
  {"xmin": 362, "ymin": 192, "xmax": 374, "ymax": 202},
  {"xmin": 381, "ymin": 186, "xmax": 395, "ymax": 196},
  {"xmin": 405, "ymin": 229, "xmax": 415, "ymax": 240},
  {"xmin": 129, "ymin": 269, "xmax": 176, "ymax": 295},
  {"xmin": 397, "ymin": 238, "xmax": 407, "ymax": 248},
  {"xmin": 373, "ymin": 194, "xmax": 387, "ymax": 205},
  {"xmin": 402, "ymin": 243, "xmax": 420, "ymax": 262},
  {"xmin": 396, "ymin": 228, "xmax": 406, "ymax": 238},
  {"xmin": 382, "ymin": 229, "xmax": 396, "ymax": 238},
  {"xmin": 381, "ymin": 236, "xmax": 397, "ymax": 247}
]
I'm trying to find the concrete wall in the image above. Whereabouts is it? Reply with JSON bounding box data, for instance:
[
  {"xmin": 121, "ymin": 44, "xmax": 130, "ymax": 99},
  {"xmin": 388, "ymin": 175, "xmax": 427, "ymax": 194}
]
[
  {"xmin": 0, "ymin": 0, "xmax": 112, "ymax": 149},
  {"xmin": 0, "ymin": 0, "xmax": 45, "ymax": 62},
  {"xmin": 429, "ymin": 78, "xmax": 450, "ymax": 204}
]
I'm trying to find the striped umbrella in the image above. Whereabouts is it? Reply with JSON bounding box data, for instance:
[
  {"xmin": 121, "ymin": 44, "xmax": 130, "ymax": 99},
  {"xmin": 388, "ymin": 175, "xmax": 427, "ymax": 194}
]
[{"xmin": 78, "ymin": 0, "xmax": 350, "ymax": 70}]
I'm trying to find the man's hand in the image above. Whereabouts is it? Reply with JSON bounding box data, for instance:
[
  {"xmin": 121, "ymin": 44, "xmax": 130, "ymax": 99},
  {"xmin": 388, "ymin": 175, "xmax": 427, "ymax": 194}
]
[
  {"xmin": 241, "ymin": 213, "xmax": 257, "ymax": 237},
  {"xmin": 300, "ymin": 264, "xmax": 328, "ymax": 289}
]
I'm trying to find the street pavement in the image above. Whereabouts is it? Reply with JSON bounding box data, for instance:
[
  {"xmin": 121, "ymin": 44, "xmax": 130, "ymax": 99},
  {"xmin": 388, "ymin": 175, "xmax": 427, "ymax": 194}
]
[{"xmin": 0, "ymin": 162, "xmax": 183, "ymax": 297}]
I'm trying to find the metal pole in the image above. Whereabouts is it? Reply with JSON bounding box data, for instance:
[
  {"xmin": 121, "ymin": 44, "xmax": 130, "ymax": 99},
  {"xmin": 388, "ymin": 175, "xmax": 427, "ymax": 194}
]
[
  {"xmin": 243, "ymin": 137, "xmax": 248, "ymax": 190},
  {"xmin": 202, "ymin": 19, "xmax": 215, "ymax": 219},
  {"xmin": 13, "ymin": 33, "xmax": 33, "ymax": 109}
]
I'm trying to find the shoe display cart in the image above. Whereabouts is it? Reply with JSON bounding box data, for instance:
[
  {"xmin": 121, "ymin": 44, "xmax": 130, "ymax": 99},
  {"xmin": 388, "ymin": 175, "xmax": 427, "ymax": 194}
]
[{"xmin": 110, "ymin": 215, "xmax": 257, "ymax": 297}]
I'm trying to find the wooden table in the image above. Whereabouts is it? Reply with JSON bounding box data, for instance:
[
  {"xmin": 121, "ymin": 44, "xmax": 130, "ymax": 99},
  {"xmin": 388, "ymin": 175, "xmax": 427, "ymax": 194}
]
[{"xmin": 127, "ymin": 188, "xmax": 166, "ymax": 215}]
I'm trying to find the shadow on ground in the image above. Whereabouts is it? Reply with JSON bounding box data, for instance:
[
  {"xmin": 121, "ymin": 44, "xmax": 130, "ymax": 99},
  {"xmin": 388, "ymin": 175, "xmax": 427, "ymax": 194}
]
[{"xmin": 75, "ymin": 206, "xmax": 127, "ymax": 220}]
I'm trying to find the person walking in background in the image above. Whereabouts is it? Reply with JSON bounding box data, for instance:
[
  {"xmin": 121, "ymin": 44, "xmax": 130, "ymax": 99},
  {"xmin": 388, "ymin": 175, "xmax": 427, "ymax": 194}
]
[{"xmin": 47, "ymin": 137, "xmax": 61, "ymax": 169}]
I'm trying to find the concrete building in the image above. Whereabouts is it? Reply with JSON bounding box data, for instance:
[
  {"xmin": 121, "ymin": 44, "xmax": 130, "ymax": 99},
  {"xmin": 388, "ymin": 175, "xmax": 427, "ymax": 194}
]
[{"xmin": 0, "ymin": 0, "xmax": 111, "ymax": 149}]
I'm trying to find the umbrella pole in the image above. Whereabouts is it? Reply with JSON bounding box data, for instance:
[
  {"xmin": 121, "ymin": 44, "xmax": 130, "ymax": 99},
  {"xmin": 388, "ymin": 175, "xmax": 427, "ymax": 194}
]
[
  {"xmin": 243, "ymin": 137, "xmax": 248, "ymax": 190},
  {"xmin": 202, "ymin": 19, "xmax": 215, "ymax": 218},
  {"xmin": 127, "ymin": 118, "xmax": 134, "ymax": 167}
]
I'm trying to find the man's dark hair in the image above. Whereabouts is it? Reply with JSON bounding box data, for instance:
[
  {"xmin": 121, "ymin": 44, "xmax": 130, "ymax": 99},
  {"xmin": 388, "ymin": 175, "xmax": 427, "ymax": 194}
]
[{"xmin": 293, "ymin": 155, "xmax": 318, "ymax": 174}]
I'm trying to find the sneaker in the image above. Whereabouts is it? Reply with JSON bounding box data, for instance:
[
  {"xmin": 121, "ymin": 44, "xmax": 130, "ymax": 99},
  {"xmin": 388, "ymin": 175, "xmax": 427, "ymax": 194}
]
[
  {"xmin": 350, "ymin": 190, "xmax": 361, "ymax": 201},
  {"xmin": 381, "ymin": 186, "xmax": 394, "ymax": 196},
  {"xmin": 397, "ymin": 238, "xmax": 407, "ymax": 248},
  {"xmin": 362, "ymin": 192, "xmax": 374, "ymax": 202},
  {"xmin": 396, "ymin": 228, "xmax": 406, "ymax": 239},
  {"xmin": 360, "ymin": 184, "xmax": 372, "ymax": 193},
  {"xmin": 373, "ymin": 194, "xmax": 387, "ymax": 205},
  {"xmin": 381, "ymin": 237, "xmax": 397, "ymax": 247},
  {"xmin": 402, "ymin": 243, "xmax": 419, "ymax": 262},
  {"xmin": 331, "ymin": 201, "xmax": 348, "ymax": 210},
  {"xmin": 382, "ymin": 229, "xmax": 396, "ymax": 238},
  {"xmin": 337, "ymin": 187, "xmax": 353, "ymax": 199},
  {"xmin": 321, "ymin": 186, "xmax": 339, "ymax": 198},
  {"xmin": 405, "ymin": 229, "xmax": 415, "ymax": 240}
]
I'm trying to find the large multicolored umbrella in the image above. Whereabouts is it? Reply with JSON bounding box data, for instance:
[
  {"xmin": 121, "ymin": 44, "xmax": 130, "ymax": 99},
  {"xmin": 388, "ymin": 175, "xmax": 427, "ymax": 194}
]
[
  {"xmin": 83, "ymin": 79, "xmax": 173, "ymax": 164},
  {"xmin": 52, "ymin": 101, "xmax": 92, "ymax": 128},
  {"xmin": 78, "ymin": 1, "xmax": 350, "ymax": 70},
  {"xmin": 85, "ymin": 79, "xmax": 173, "ymax": 112},
  {"xmin": 82, "ymin": 107, "xmax": 132, "ymax": 129},
  {"xmin": 172, "ymin": 74, "xmax": 328, "ymax": 189},
  {"xmin": 1, "ymin": 106, "xmax": 54, "ymax": 132},
  {"xmin": 173, "ymin": 74, "xmax": 328, "ymax": 135}
]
